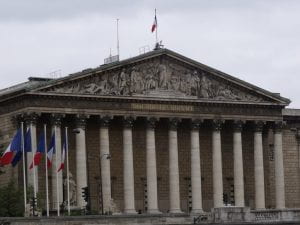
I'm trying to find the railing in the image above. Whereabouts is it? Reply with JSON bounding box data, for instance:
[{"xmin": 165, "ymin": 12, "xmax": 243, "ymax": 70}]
[{"xmin": 253, "ymin": 210, "xmax": 280, "ymax": 221}]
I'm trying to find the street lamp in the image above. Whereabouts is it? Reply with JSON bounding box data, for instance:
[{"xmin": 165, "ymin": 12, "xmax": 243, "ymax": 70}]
[{"xmin": 99, "ymin": 153, "xmax": 111, "ymax": 214}]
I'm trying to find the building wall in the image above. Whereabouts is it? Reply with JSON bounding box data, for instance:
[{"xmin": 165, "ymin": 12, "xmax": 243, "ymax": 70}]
[
  {"xmin": 1, "ymin": 114, "xmax": 300, "ymax": 213},
  {"xmin": 80, "ymin": 118, "xmax": 280, "ymax": 213},
  {"xmin": 0, "ymin": 113, "xmax": 19, "ymax": 187},
  {"xmin": 282, "ymin": 128, "xmax": 300, "ymax": 208}
]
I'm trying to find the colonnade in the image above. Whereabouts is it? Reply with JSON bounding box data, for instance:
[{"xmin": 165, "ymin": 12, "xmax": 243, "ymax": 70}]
[{"xmin": 23, "ymin": 114, "xmax": 286, "ymax": 213}]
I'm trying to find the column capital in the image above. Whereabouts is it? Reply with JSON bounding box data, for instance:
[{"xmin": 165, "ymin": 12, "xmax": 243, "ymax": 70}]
[
  {"xmin": 169, "ymin": 118, "xmax": 180, "ymax": 130},
  {"xmin": 11, "ymin": 113, "xmax": 26, "ymax": 128},
  {"xmin": 25, "ymin": 112, "xmax": 39, "ymax": 125},
  {"xmin": 191, "ymin": 119, "xmax": 203, "ymax": 130},
  {"xmin": 254, "ymin": 121, "xmax": 265, "ymax": 132},
  {"xmin": 273, "ymin": 121, "xmax": 285, "ymax": 133},
  {"xmin": 123, "ymin": 116, "xmax": 135, "ymax": 128},
  {"xmin": 146, "ymin": 117, "xmax": 158, "ymax": 129},
  {"xmin": 233, "ymin": 120, "xmax": 244, "ymax": 132},
  {"xmin": 212, "ymin": 119, "xmax": 224, "ymax": 131},
  {"xmin": 51, "ymin": 113, "xmax": 64, "ymax": 126},
  {"xmin": 99, "ymin": 115, "xmax": 112, "ymax": 127},
  {"xmin": 75, "ymin": 114, "xmax": 89, "ymax": 129}
]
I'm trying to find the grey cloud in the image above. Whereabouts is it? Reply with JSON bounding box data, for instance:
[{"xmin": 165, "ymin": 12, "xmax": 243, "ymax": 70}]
[
  {"xmin": 0, "ymin": 0, "xmax": 299, "ymax": 107},
  {"xmin": 2, "ymin": 0, "xmax": 298, "ymax": 22}
]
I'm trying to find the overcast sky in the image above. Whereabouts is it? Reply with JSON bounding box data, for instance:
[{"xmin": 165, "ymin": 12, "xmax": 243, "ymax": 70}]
[{"xmin": 0, "ymin": 0, "xmax": 299, "ymax": 107}]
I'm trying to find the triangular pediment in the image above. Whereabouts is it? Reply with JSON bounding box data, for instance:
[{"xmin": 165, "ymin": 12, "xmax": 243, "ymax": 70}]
[{"xmin": 31, "ymin": 49, "xmax": 290, "ymax": 105}]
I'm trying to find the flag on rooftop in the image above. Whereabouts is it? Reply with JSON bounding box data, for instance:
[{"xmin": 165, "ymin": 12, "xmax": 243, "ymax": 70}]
[{"xmin": 151, "ymin": 11, "xmax": 157, "ymax": 33}]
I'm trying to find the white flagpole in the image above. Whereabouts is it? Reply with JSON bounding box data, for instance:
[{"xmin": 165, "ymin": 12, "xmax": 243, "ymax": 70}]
[
  {"xmin": 30, "ymin": 123, "xmax": 37, "ymax": 209},
  {"xmin": 155, "ymin": 8, "xmax": 158, "ymax": 44},
  {"xmin": 21, "ymin": 122, "xmax": 27, "ymax": 216},
  {"xmin": 55, "ymin": 125, "xmax": 60, "ymax": 216},
  {"xmin": 65, "ymin": 127, "xmax": 70, "ymax": 215},
  {"xmin": 44, "ymin": 124, "xmax": 49, "ymax": 217}
]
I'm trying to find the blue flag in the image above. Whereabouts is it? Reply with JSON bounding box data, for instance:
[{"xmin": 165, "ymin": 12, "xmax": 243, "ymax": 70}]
[
  {"xmin": 11, "ymin": 151, "xmax": 22, "ymax": 167},
  {"xmin": 11, "ymin": 128, "xmax": 31, "ymax": 167},
  {"xmin": 10, "ymin": 128, "xmax": 22, "ymax": 152},
  {"xmin": 24, "ymin": 128, "xmax": 31, "ymax": 152},
  {"xmin": 10, "ymin": 128, "xmax": 23, "ymax": 167}
]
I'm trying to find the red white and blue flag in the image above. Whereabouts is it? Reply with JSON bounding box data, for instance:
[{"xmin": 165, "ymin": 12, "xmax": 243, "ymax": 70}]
[
  {"xmin": 57, "ymin": 141, "xmax": 66, "ymax": 172},
  {"xmin": 29, "ymin": 131, "xmax": 45, "ymax": 169},
  {"xmin": 151, "ymin": 13, "xmax": 157, "ymax": 33},
  {"xmin": 0, "ymin": 129, "xmax": 22, "ymax": 166},
  {"xmin": 11, "ymin": 128, "xmax": 31, "ymax": 167},
  {"xmin": 47, "ymin": 132, "xmax": 55, "ymax": 168}
]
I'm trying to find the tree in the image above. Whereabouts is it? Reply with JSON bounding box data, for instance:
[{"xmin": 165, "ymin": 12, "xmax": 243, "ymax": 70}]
[{"xmin": 0, "ymin": 181, "xmax": 24, "ymax": 217}]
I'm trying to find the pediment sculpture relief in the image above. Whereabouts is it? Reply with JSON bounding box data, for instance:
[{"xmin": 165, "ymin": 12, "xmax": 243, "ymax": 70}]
[{"xmin": 51, "ymin": 61, "xmax": 264, "ymax": 102}]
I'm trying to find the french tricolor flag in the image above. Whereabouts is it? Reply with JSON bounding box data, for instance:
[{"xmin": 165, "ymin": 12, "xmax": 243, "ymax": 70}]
[
  {"xmin": 57, "ymin": 141, "xmax": 66, "ymax": 172},
  {"xmin": 29, "ymin": 132, "xmax": 45, "ymax": 169},
  {"xmin": 151, "ymin": 14, "xmax": 157, "ymax": 33},
  {"xmin": 47, "ymin": 132, "xmax": 55, "ymax": 168},
  {"xmin": 0, "ymin": 129, "xmax": 22, "ymax": 166}
]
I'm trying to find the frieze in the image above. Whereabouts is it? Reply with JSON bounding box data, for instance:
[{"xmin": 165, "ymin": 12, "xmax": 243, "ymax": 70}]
[
  {"xmin": 47, "ymin": 59, "xmax": 265, "ymax": 103},
  {"xmin": 131, "ymin": 103, "xmax": 194, "ymax": 112}
]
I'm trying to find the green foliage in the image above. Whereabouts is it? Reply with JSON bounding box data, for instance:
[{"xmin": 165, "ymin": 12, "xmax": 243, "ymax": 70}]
[
  {"xmin": 27, "ymin": 185, "xmax": 45, "ymax": 213},
  {"xmin": 0, "ymin": 180, "xmax": 24, "ymax": 217}
]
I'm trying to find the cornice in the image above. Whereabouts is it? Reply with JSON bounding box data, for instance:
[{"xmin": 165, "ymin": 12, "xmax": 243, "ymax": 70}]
[{"xmin": 22, "ymin": 92, "xmax": 287, "ymax": 109}]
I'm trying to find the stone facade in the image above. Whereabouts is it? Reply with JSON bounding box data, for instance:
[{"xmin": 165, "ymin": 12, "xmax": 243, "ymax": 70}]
[{"xmin": 0, "ymin": 48, "xmax": 299, "ymax": 222}]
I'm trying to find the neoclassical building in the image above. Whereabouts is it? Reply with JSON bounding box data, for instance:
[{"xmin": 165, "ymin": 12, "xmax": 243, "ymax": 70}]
[{"xmin": 0, "ymin": 48, "xmax": 300, "ymax": 216}]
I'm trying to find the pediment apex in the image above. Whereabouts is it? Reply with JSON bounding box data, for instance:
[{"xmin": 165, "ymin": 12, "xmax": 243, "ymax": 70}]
[{"xmin": 30, "ymin": 48, "xmax": 290, "ymax": 106}]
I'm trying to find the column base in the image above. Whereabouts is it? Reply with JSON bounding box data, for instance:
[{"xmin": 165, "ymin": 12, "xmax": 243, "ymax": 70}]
[
  {"xmin": 147, "ymin": 209, "xmax": 162, "ymax": 214},
  {"xmin": 190, "ymin": 209, "xmax": 204, "ymax": 215},
  {"xmin": 123, "ymin": 209, "xmax": 137, "ymax": 214},
  {"xmin": 169, "ymin": 209, "xmax": 183, "ymax": 214}
]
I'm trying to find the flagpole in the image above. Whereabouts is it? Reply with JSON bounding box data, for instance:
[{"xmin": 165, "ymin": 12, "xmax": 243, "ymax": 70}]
[
  {"xmin": 30, "ymin": 123, "xmax": 37, "ymax": 209},
  {"xmin": 155, "ymin": 8, "xmax": 158, "ymax": 44},
  {"xmin": 65, "ymin": 127, "xmax": 70, "ymax": 216},
  {"xmin": 21, "ymin": 122, "xmax": 27, "ymax": 216},
  {"xmin": 44, "ymin": 124, "xmax": 49, "ymax": 217},
  {"xmin": 55, "ymin": 125, "xmax": 60, "ymax": 216}
]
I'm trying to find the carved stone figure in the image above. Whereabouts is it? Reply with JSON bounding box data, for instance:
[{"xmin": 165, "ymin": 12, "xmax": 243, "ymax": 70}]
[
  {"xmin": 130, "ymin": 67, "xmax": 144, "ymax": 94},
  {"xmin": 107, "ymin": 73, "xmax": 119, "ymax": 95},
  {"xmin": 108, "ymin": 198, "xmax": 121, "ymax": 214},
  {"xmin": 200, "ymin": 75, "xmax": 211, "ymax": 98},
  {"xmin": 64, "ymin": 172, "xmax": 77, "ymax": 206},
  {"xmin": 48, "ymin": 59, "xmax": 264, "ymax": 103},
  {"xmin": 190, "ymin": 70, "xmax": 200, "ymax": 96},
  {"xmin": 84, "ymin": 83, "xmax": 101, "ymax": 94},
  {"xmin": 118, "ymin": 68, "xmax": 129, "ymax": 95},
  {"xmin": 157, "ymin": 64, "xmax": 170, "ymax": 89},
  {"xmin": 145, "ymin": 71, "xmax": 156, "ymax": 90},
  {"xmin": 170, "ymin": 74, "xmax": 180, "ymax": 91}
]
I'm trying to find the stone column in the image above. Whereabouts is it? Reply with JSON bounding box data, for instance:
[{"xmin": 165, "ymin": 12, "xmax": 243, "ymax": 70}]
[
  {"xmin": 99, "ymin": 115, "xmax": 112, "ymax": 213},
  {"xmin": 233, "ymin": 120, "xmax": 245, "ymax": 207},
  {"xmin": 190, "ymin": 119, "xmax": 203, "ymax": 214},
  {"xmin": 75, "ymin": 115, "xmax": 88, "ymax": 208},
  {"xmin": 26, "ymin": 113, "xmax": 39, "ymax": 193},
  {"xmin": 123, "ymin": 116, "xmax": 137, "ymax": 214},
  {"xmin": 146, "ymin": 117, "xmax": 160, "ymax": 214},
  {"xmin": 212, "ymin": 120, "xmax": 223, "ymax": 208},
  {"xmin": 168, "ymin": 118, "xmax": 182, "ymax": 213},
  {"xmin": 51, "ymin": 114, "xmax": 64, "ymax": 209},
  {"xmin": 274, "ymin": 121, "xmax": 285, "ymax": 209},
  {"xmin": 254, "ymin": 121, "xmax": 265, "ymax": 209}
]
